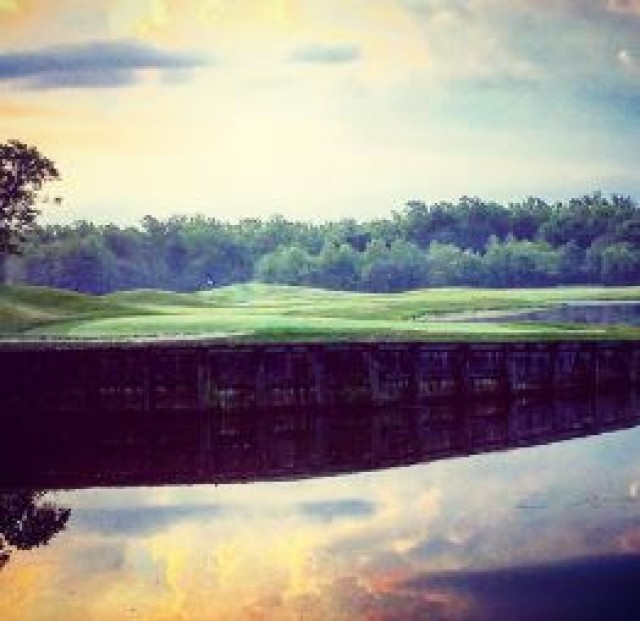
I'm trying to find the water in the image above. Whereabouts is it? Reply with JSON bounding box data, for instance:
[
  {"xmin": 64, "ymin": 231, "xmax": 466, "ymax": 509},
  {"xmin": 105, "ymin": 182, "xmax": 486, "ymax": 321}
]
[
  {"xmin": 2, "ymin": 391, "xmax": 640, "ymax": 620},
  {"xmin": 463, "ymin": 302, "xmax": 640, "ymax": 325}
]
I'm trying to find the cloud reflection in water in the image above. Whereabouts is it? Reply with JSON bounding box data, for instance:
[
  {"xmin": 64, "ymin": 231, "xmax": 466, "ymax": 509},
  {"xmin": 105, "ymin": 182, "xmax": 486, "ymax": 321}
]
[{"xmin": 1, "ymin": 403, "xmax": 640, "ymax": 619}]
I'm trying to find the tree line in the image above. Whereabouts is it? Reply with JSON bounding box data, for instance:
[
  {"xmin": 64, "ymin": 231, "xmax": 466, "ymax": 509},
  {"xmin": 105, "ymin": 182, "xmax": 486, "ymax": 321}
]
[{"xmin": 10, "ymin": 193, "xmax": 640, "ymax": 293}]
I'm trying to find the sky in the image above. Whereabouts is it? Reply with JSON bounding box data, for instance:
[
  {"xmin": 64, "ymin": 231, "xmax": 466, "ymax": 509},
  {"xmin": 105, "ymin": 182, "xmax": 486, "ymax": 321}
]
[{"xmin": 0, "ymin": 0, "xmax": 639, "ymax": 224}]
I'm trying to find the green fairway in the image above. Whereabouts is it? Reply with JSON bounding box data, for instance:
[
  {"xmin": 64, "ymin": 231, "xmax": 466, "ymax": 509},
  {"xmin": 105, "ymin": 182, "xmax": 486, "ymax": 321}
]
[{"xmin": 1, "ymin": 283, "xmax": 640, "ymax": 341}]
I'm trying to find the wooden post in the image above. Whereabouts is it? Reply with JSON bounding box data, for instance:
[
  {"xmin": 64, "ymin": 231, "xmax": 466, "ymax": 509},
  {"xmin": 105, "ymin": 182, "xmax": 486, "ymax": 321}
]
[
  {"xmin": 366, "ymin": 348, "xmax": 382, "ymax": 403},
  {"xmin": 312, "ymin": 347, "xmax": 328, "ymax": 407}
]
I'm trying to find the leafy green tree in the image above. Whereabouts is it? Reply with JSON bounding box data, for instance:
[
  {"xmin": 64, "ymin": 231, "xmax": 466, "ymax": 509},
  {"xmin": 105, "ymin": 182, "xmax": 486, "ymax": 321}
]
[
  {"xmin": 101, "ymin": 225, "xmax": 157, "ymax": 289},
  {"xmin": 557, "ymin": 241, "xmax": 586, "ymax": 284},
  {"xmin": 255, "ymin": 245, "xmax": 315, "ymax": 285},
  {"xmin": 424, "ymin": 241, "xmax": 482, "ymax": 286},
  {"xmin": 614, "ymin": 217, "xmax": 640, "ymax": 246},
  {"xmin": 77, "ymin": 237, "xmax": 117, "ymax": 293},
  {"xmin": 0, "ymin": 140, "xmax": 59, "ymax": 284},
  {"xmin": 361, "ymin": 239, "xmax": 427, "ymax": 291},
  {"xmin": 452, "ymin": 196, "xmax": 511, "ymax": 251},
  {"xmin": 587, "ymin": 242, "xmax": 640, "ymax": 285},
  {"xmin": 509, "ymin": 197, "xmax": 551, "ymax": 240},
  {"xmin": 539, "ymin": 193, "xmax": 624, "ymax": 249},
  {"xmin": 311, "ymin": 242, "xmax": 361, "ymax": 290},
  {"xmin": 401, "ymin": 200, "xmax": 456, "ymax": 248},
  {"xmin": 482, "ymin": 236, "xmax": 559, "ymax": 287},
  {"xmin": 11, "ymin": 191, "xmax": 640, "ymax": 293},
  {"xmin": 37, "ymin": 235, "xmax": 118, "ymax": 294}
]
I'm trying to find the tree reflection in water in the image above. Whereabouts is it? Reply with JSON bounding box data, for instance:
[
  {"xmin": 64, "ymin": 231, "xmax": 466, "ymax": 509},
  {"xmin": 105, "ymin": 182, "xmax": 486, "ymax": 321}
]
[{"xmin": 0, "ymin": 490, "xmax": 70, "ymax": 569}]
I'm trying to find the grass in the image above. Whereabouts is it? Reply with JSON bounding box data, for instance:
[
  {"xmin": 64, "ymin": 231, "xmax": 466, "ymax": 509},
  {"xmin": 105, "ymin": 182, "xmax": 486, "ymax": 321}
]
[
  {"xmin": 1, "ymin": 282, "xmax": 639, "ymax": 342},
  {"xmin": 0, "ymin": 284, "xmax": 144, "ymax": 333}
]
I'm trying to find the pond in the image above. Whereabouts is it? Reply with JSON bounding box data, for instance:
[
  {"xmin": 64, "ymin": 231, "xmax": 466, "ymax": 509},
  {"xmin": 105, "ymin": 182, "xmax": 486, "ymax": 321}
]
[
  {"xmin": 2, "ymin": 388, "xmax": 640, "ymax": 620},
  {"xmin": 456, "ymin": 302, "xmax": 640, "ymax": 326}
]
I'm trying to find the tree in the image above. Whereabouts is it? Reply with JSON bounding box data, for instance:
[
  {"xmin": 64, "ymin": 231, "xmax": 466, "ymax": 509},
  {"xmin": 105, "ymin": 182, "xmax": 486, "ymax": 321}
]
[
  {"xmin": 509, "ymin": 197, "xmax": 551, "ymax": 240},
  {"xmin": 10, "ymin": 190, "xmax": 640, "ymax": 293},
  {"xmin": 588, "ymin": 242, "xmax": 640, "ymax": 285},
  {"xmin": 361, "ymin": 239, "xmax": 427, "ymax": 292},
  {"xmin": 482, "ymin": 236, "xmax": 559, "ymax": 287},
  {"xmin": 557, "ymin": 241, "xmax": 586, "ymax": 284},
  {"xmin": 452, "ymin": 196, "xmax": 511, "ymax": 251},
  {"xmin": 0, "ymin": 490, "xmax": 70, "ymax": 570},
  {"xmin": 0, "ymin": 140, "xmax": 59, "ymax": 284},
  {"xmin": 425, "ymin": 241, "xmax": 482, "ymax": 286},
  {"xmin": 55, "ymin": 236, "xmax": 119, "ymax": 294},
  {"xmin": 539, "ymin": 192, "xmax": 621, "ymax": 249},
  {"xmin": 255, "ymin": 245, "xmax": 315, "ymax": 285},
  {"xmin": 312, "ymin": 242, "xmax": 361, "ymax": 290}
]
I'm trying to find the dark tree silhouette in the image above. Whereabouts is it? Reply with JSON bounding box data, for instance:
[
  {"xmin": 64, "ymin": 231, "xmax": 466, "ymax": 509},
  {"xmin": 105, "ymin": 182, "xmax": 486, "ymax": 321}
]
[
  {"xmin": 0, "ymin": 140, "xmax": 60, "ymax": 284},
  {"xmin": 0, "ymin": 490, "xmax": 70, "ymax": 570}
]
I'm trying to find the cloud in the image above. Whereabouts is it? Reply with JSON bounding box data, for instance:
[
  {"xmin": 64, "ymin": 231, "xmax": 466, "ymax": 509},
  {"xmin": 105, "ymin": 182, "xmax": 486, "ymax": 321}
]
[
  {"xmin": 395, "ymin": 0, "xmax": 542, "ymax": 84},
  {"xmin": 405, "ymin": 554, "xmax": 640, "ymax": 620},
  {"xmin": 399, "ymin": 0, "xmax": 469, "ymax": 18},
  {"xmin": 395, "ymin": 0, "xmax": 640, "ymax": 91},
  {"xmin": 297, "ymin": 499, "xmax": 376, "ymax": 522},
  {"xmin": 72, "ymin": 504, "xmax": 221, "ymax": 536},
  {"xmin": 289, "ymin": 42, "xmax": 361, "ymax": 64},
  {"xmin": 0, "ymin": 39, "xmax": 208, "ymax": 89},
  {"xmin": 608, "ymin": 0, "xmax": 640, "ymax": 15},
  {"xmin": 408, "ymin": 535, "xmax": 465, "ymax": 560},
  {"xmin": 29, "ymin": 68, "xmax": 137, "ymax": 89},
  {"xmin": 67, "ymin": 542, "xmax": 126, "ymax": 575}
]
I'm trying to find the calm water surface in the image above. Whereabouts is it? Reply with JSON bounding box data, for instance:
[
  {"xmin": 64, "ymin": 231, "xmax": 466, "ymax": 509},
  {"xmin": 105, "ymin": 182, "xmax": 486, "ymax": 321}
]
[
  {"xmin": 478, "ymin": 302, "xmax": 640, "ymax": 326},
  {"xmin": 2, "ymin": 395, "xmax": 640, "ymax": 620}
]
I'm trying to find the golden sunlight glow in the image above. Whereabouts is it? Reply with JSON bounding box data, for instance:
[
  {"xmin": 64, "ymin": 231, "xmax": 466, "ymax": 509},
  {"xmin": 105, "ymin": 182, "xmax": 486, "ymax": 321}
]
[
  {"xmin": 0, "ymin": 100, "xmax": 57, "ymax": 119},
  {"xmin": 194, "ymin": 0, "xmax": 298, "ymax": 30},
  {"xmin": 211, "ymin": 540, "xmax": 243, "ymax": 589},
  {"xmin": 274, "ymin": 533, "xmax": 320, "ymax": 600},
  {"xmin": 0, "ymin": 0, "xmax": 19, "ymax": 12},
  {"xmin": 109, "ymin": 0, "xmax": 301, "ymax": 47},
  {"xmin": 0, "ymin": 558, "xmax": 50, "ymax": 620},
  {"xmin": 149, "ymin": 534, "xmax": 190, "ymax": 620}
]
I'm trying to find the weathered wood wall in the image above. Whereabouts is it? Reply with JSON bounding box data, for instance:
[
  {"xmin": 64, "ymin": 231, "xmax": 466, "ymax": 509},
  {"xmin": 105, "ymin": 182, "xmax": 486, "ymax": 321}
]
[{"xmin": 1, "ymin": 340, "xmax": 639, "ymax": 413}]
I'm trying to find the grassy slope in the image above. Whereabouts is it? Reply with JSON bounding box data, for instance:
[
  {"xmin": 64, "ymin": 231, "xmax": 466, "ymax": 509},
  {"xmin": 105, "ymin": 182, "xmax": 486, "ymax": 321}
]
[
  {"xmin": 0, "ymin": 285, "xmax": 146, "ymax": 333},
  {"xmin": 1, "ymin": 283, "xmax": 640, "ymax": 341}
]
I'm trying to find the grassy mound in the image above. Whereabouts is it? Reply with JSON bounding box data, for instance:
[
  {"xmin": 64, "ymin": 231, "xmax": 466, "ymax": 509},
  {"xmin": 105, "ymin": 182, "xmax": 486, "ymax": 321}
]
[{"xmin": 0, "ymin": 285, "xmax": 145, "ymax": 334}]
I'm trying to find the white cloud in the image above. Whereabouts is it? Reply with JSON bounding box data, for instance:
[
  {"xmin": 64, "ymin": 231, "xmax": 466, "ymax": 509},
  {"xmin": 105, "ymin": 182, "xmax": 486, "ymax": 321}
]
[{"xmin": 608, "ymin": 0, "xmax": 640, "ymax": 15}]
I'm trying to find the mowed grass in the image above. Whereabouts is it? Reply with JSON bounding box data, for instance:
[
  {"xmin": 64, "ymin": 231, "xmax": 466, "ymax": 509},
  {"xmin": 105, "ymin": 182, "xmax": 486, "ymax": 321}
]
[{"xmin": 1, "ymin": 282, "xmax": 640, "ymax": 341}]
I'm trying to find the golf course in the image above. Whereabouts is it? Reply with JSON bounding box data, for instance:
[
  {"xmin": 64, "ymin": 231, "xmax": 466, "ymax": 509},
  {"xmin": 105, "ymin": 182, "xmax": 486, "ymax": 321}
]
[{"xmin": 2, "ymin": 283, "xmax": 640, "ymax": 341}]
